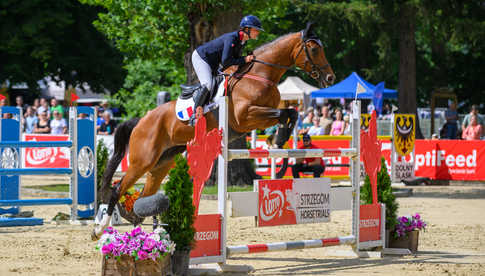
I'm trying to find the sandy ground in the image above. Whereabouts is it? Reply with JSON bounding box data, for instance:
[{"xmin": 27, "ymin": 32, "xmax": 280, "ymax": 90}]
[{"xmin": 0, "ymin": 178, "xmax": 484, "ymax": 276}]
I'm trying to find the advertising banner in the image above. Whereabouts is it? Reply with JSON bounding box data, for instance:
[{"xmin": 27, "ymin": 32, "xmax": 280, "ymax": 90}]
[
  {"xmin": 359, "ymin": 204, "xmax": 382, "ymax": 242},
  {"xmin": 190, "ymin": 214, "xmax": 222, "ymax": 258},
  {"xmin": 392, "ymin": 114, "xmax": 416, "ymax": 181},
  {"xmin": 257, "ymin": 178, "xmax": 330, "ymax": 227},
  {"xmin": 23, "ymin": 134, "xmax": 69, "ymax": 168}
]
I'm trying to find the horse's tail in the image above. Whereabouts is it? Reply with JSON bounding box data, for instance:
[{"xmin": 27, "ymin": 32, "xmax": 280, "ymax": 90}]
[{"xmin": 100, "ymin": 117, "xmax": 141, "ymax": 202}]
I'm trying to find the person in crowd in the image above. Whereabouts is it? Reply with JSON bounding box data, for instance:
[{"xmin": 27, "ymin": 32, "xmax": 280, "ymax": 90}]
[
  {"xmin": 319, "ymin": 105, "xmax": 333, "ymax": 135},
  {"xmin": 343, "ymin": 115, "xmax": 351, "ymax": 135},
  {"xmin": 307, "ymin": 116, "xmax": 325, "ymax": 136},
  {"xmin": 32, "ymin": 98, "xmax": 40, "ymax": 114},
  {"xmin": 37, "ymin": 98, "xmax": 50, "ymax": 118},
  {"xmin": 33, "ymin": 111, "xmax": 51, "ymax": 134},
  {"xmin": 49, "ymin": 98, "xmax": 63, "ymax": 119},
  {"xmin": 291, "ymin": 134, "xmax": 325, "ymax": 178},
  {"xmin": 444, "ymin": 101, "xmax": 458, "ymax": 139},
  {"xmin": 23, "ymin": 106, "xmax": 38, "ymax": 134},
  {"xmin": 50, "ymin": 110, "xmax": 67, "ymax": 134},
  {"xmin": 264, "ymin": 124, "xmax": 278, "ymax": 136},
  {"xmin": 462, "ymin": 114, "xmax": 482, "ymax": 140},
  {"xmin": 431, "ymin": 134, "xmax": 439, "ymax": 140},
  {"xmin": 15, "ymin": 95, "xmax": 28, "ymax": 114},
  {"xmin": 99, "ymin": 100, "xmax": 113, "ymax": 118},
  {"xmin": 330, "ymin": 108, "xmax": 345, "ymax": 136},
  {"xmin": 298, "ymin": 108, "xmax": 315, "ymax": 135},
  {"xmin": 98, "ymin": 111, "xmax": 117, "ymax": 135},
  {"xmin": 462, "ymin": 104, "xmax": 484, "ymax": 130}
]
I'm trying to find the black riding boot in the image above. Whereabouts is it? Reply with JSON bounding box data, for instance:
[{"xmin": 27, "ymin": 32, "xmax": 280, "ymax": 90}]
[{"xmin": 189, "ymin": 86, "xmax": 210, "ymax": 125}]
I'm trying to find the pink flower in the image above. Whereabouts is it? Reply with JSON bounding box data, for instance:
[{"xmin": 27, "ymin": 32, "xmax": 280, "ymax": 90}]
[
  {"xmin": 102, "ymin": 244, "xmax": 114, "ymax": 255},
  {"xmin": 137, "ymin": 250, "xmax": 148, "ymax": 260}
]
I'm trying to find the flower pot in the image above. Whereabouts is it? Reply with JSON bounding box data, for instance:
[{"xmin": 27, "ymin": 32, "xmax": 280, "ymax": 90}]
[
  {"xmin": 171, "ymin": 248, "xmax": 191, "ymax": 276},
  {"xmin": 388, "ymin": 230, "xmax": 419, "ymax": 253},
  {"xmin": 101, "ymin": 254, "xmax": 170, "ymax": 276}
]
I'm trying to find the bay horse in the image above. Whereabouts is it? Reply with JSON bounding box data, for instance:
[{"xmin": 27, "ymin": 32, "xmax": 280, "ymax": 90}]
[{"xmin": 92, "ymin": 24, "xmax": 335, "ymax": 240}]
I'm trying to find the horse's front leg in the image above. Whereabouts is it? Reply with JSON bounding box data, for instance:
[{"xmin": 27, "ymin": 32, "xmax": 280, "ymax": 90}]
[
  {"xmin": 91, "ymin": 183, "xmax": 120, "ymax": 240},
  {"xmin": 239, "ymin": 106, "xmax": 298, "ymax": 147}
]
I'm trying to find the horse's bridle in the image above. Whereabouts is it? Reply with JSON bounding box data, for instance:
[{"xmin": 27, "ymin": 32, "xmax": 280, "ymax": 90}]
[{"xmin": 253, "ymin": 31, "xmax": 331, "ymax": 83}]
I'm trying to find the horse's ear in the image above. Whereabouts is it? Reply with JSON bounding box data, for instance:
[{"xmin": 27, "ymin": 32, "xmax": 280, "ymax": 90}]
[{"xmin": 303, "ymin": 22, "xmax": 315, "ymax": 40}]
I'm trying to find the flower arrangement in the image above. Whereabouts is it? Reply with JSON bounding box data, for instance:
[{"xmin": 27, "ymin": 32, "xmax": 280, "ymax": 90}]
[
  {"xmin": 394, "ymin": 213, "xmax": 427, "ymax": 238},
  {"xmin": 112, "ymin": 180, "xmax": 140, "ymax": 212},
  {"xmin": 96, "ymin": 226, "xmax": 175, "ymax": 261}
]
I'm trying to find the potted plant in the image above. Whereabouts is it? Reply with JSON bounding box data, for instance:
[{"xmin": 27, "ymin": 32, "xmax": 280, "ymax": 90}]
[
  {"xmin": 161, "ymin": 154, "xmax": 196, "ymax": 276},
  {"xmin": 360, "ymin": 157, "xmax": 399, "ymax": 232},
  {"xmin": 96, "ymin": 226, "xmax": 175, "ymax": 275},
  {"xmin": 388, "ymin": 213, "xmax": 427, "ymax": 253}
]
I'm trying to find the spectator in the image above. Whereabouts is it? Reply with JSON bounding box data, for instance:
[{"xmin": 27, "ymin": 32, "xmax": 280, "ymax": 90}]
[
  {"xmin": 462, "ymin": 114, "xmax": 482, "ymax": 140},
  {"xmin": 343, "ymin": 115, "xmax": 351, "ymax": 135},
  {"xmin": 50, "ymin": 110, "xmax": 67, "ymax": 134},
  {"xmin": 33, "ymin": 111, "xmax": 51, "ymax": 134},
  {"xmin": 264, "ymin": 124, "xmax": 278, "ymax": 136},
  {"xmin": 462, "ymin": 105, "xmax": 484, "ymax": 130},
  {"xmin": 37, "ymin": 98, "xmax": 50, "ymax": 118},
  {"xmin": 49, "ymin": 98, "xmax": 64, "ymax": 119},
  {"xmin": 330, "ymin": 108, "xmax": 345, "ymax": 136},
  {"xmin": 318, "ymin": 105, "xmax": 333, "ymax": 135},
  {"xmin": 96, "ymin": 108, "xmax": 105, "ymax": 128},
  {"xmin": 291, "ymin": 134, "xmax": 325, "ymax": 178},
  {"xmin": 99, "ymin": 100, "xmax": 114, "ymax": 118},
  {"xmin": 32, "ymin": 98, "xmax": 40, "ymax": 114},
  {"xmin": 98, "ymin": 111, "xmax": 117, "ymax": 135},
  {"xmin": 24, "ymin": 106, "xmax": 38, "ymax": 134},
  {"xmin": 15, "ymin": 95, "xmax": 28, "ymax": 114},
  {"xmin": 0, "ymin": 98, "xmax": 11, "ymax": 119},
  {"xmin": 307, "ymin": 116, "xmax": 325, "ymax": 136},
  {"xmin": 444, "ymin": 102, "xmax": 458, "ymax": 139},
  {"xmin": 302, "ymin": 107, "xmax": 314, "ymax": 125}
]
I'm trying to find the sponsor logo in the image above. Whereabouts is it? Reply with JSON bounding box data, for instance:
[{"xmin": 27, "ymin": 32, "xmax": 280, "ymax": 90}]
[
  {"xmin": 195, "ymin": 231, "xmax": 219, "ymax": 241},
  {"xmin": 259, "ymin": 184, "xmax": 285, "ymax": 222},
  {"xmin": 415, "ymin": 150, "xmax": 477, "ymax": 170},
  {"xmin": 360, "ymin": 114, "xmax": 370, "ymax": 130},
  {"xmin": 360, "ymin": 218, "xmax": 380, "ymax": 228}
]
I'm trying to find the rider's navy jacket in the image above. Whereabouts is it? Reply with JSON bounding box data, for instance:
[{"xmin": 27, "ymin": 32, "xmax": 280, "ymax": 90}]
[{"xmin": 196, "ymin": 31, "xmax": 246, "ymax": 72}]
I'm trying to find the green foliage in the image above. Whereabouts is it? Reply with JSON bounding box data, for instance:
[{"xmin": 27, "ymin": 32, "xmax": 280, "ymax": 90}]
[
  {"xmin": 0, "ymin": 0, "xmax": 125, "ymax": 93},
  {"xmin": 96, "ymin": 139, "xmax": 109, "ymax": 192},
  {"xmin": 161, "ymin": 154, "xmax": 196, "ymax": 250},
  {"xmin": 360, "ymin": 157, "xmax": 399, "ymax": 230}
]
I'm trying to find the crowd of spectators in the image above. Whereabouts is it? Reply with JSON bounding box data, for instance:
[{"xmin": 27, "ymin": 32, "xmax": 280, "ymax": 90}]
[
  {"xmin": 441, "ymin": 104, "xmax": 483, "ymax": 140},
  {"xmin": 0, "ymin": 95, "xmax": 117, "ymax": 136}
]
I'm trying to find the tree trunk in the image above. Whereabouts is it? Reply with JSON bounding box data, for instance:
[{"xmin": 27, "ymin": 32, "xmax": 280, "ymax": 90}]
[
  {"xmin": 185, "ymin": 8, "xmax": 258, "ymax": 186},
  {"xmin": 398, "ymin": 2, "xmax": 423, "ymax": 139}
]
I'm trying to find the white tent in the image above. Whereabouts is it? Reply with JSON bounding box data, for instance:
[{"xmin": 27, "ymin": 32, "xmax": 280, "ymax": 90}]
[
  {"xmin": 277, "ymin": 76, "xmax": 319, "ymax": 101},
  {"xmin": 40, "ymin": 76, "xmax": 107, "ymax": 103}
]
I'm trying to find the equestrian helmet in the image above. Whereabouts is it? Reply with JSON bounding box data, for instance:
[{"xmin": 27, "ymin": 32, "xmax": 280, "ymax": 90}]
[{"xmin": 240, "ymin": 15, "xmax": 264, "ymax": 31}]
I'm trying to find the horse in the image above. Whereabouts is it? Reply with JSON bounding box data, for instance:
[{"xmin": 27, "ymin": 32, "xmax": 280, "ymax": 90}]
[{"xmin": 92, "ymin": 23, "xmax": 335, "ymax": 240}]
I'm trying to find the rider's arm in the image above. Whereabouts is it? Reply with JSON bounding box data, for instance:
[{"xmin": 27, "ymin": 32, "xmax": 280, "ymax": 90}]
[{"xmin": 221, "ymin": 37, "xmax": 246, "ymax": 69}]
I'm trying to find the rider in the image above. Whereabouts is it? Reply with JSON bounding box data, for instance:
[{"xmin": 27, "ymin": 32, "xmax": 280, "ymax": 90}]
[{"xmin": 191, "ymin": 15, "xmax": 263, "ymax": 111}]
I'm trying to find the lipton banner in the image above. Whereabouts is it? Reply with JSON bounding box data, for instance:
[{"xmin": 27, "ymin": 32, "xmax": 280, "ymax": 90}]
[{"xmin": 257, "ymin": 178, "xmax": 330, "ymax": 227}]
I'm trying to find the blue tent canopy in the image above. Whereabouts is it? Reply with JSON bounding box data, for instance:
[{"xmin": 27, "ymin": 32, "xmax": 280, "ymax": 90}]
[{"xmin": 310, "ymin": 72, "xmax": 397, "ymax": 99}]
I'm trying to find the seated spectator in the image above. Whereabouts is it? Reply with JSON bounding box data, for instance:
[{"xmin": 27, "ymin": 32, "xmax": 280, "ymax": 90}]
[
  {"xmin": 33, "ymin": 112, "xmax": 51, "ymax": 134},
  {"xmin": 50, "ymin": 110, "xmax": 67, "ymax": 134},
  {"xmin": 32, "ymin": 98, "xmax": 40, "ymax": 114},
  {"xmin": 291, "ymin": 134, "xmax": 325, "ymax": 178},
  {"xmin": 343, "ymin": 115, "xmax": 351, "ymax": 135},
  {"xmin": 319, "ymin": 105, "xmax": 333, "ymax": 135},
  {"xmin": 99, "ymin": 100, "xmax": 114, "ymax": 118},
  {"xmin": 444, "ymin": 102, "xmax": 458, "ymax": 139},
  {"xmin": 307, "ymin": 116, "xmax": 325, "ymax": 136},
  {"xmin": 462, "ymin": 104, "xmax": 484, "ymax": 130},
  {"xmin": 24, "ymin": 106, "xmax": 38, "ymax": 134},
  {"xmin": 37, "ymin": 98, "xmax": 50, "ymax": 118},
  {"xmin": 462, "ymin": 114, "xmax": 482, "ymax": 140},
  {"xmin": 330, "ymin": 108, "xmax": 345, "ymax": 136},
  {"xmin": 98, "ymin": 111, "xmax": 117, "ymax": 135}
]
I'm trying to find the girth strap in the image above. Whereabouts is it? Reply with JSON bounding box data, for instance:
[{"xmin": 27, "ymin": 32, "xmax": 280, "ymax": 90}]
[{"xmin": 241, "ymin": 74, "xmax": 275, "ymax": 86}]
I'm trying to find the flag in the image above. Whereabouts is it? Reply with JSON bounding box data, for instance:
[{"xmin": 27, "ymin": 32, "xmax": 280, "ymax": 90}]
[
  {"xmin": 0, "ymin": 94, "xmax": 5, "ymax": 101},
  {"xmin": 70, "ymin": 92, "xmax": 79, "ymax": 106},
  {"xmin": 373, "ymin": 81, "xmax": 384, "ymax": 115}
]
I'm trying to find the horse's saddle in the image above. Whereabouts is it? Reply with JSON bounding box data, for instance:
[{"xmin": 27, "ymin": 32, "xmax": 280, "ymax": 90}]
[{"xmin": 175, "ymin": 75, "xmax": 224, "ymax": 121}]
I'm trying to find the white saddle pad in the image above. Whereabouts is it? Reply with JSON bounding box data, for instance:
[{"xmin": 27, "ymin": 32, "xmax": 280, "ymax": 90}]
[{"xmin": 175, "ymin": 77, "xmax": 226, "ymax": 121}]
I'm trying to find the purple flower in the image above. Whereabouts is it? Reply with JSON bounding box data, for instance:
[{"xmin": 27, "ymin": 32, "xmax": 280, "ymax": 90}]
[
  {"xmin": 102, "ymin": 244, "xmax": 114, "ymax": 255},
  {"xmin": 414, "ymin": 213, "xmax": 420, "ymax": 220},
  {"xmin": 137, "ymin": 250, "xmax": 148, "ymax": 260},
  {"xmin": 130, "ymin": 227, "xmax": 142, "ymax": 237},
  {"xmin": 143, "ymin": 238, "xmax": 157, "ymax": 251}
]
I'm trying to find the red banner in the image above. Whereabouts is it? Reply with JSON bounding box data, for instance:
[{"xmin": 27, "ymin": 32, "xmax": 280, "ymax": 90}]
[
  {"xmin": 190, "ymin": 214, "xmax": 221, "ymax": 258},
  {"xmin": 23, "ymin": 134, "xmax": 69, "ymax": 168},
  {"xmin": 359, "ymin": 204, "xmax": 381, "ymax": 242}
]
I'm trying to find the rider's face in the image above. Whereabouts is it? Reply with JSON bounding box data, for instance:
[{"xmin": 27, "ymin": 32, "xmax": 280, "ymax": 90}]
[{"xmin": 250, "ymin": 28, "xmax": 260, "ymax": 39}]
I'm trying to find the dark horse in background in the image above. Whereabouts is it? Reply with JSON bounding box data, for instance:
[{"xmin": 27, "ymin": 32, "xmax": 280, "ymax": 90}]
[{"xmin": 92, "ymin": 23, "xmax": 335, "ymax": 240}]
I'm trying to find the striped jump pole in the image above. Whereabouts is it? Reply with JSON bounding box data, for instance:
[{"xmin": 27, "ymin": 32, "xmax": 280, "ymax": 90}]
[
  {"xmin": 228, "ymin": 148, "xmax": 357, "ymax": 161},
  {"xmin": 227, "ymin": 236, "xmax": 355, "ymax": 256}
]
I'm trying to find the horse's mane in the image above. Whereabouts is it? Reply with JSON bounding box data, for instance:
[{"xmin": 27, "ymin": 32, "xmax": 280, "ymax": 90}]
[{"xmin": 253, "ymin": 32, "xmax": 298, "ymax": 55}]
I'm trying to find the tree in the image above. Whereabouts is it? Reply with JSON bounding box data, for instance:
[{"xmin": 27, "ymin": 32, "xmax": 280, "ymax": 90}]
[{"xmin": 0, "ymin": 0, "xmax": 125, "ymax": 93}]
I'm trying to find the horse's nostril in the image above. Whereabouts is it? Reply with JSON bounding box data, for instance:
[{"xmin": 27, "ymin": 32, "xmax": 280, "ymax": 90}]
[{"xmin": 326, "ymin": 74, "xmax": 335, "ymax": 84}]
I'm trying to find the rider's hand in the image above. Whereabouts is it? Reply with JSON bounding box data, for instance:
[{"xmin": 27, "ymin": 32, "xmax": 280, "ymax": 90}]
[{"xmin": 245, "ymin": 55, "xmax": 255, "ymax": 63}]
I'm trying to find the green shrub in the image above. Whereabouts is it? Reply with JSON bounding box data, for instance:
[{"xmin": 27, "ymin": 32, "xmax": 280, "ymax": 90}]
[
  {"xmin": 161, "ymin": 154, "xmax": 196, "ymax": 249},
  {"xmin": 360, "ymin": 157, "xmax": 399, "ymax": 230},
  {"xmin": 96, "ymin": 139, "xmax": 109, "ymax": 193}
]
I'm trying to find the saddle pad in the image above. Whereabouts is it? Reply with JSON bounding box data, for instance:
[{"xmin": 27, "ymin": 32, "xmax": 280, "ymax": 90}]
[{"xmin": 175, "ymin": 76, "xmax": 227, "ymax": 121}]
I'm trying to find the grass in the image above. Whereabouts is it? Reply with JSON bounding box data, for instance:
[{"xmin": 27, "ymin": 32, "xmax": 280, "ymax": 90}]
[{"xmin": 25, "ymin": 184, "xmax": 254, "ymax": 194}]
